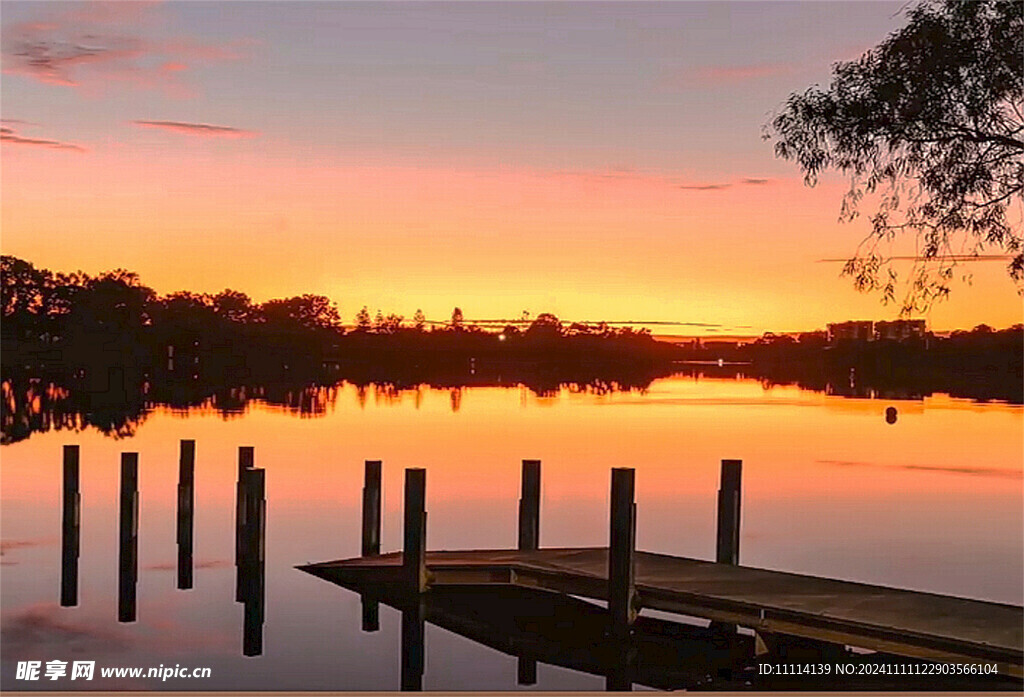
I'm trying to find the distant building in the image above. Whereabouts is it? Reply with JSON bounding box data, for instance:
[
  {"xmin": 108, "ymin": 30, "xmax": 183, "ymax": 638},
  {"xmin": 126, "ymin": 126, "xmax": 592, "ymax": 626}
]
[
  {"xmin": 827, "ymin": 321, "xmax": 874, "ymax": 343},
  {"xmin": 875, "ymin": 319, "xmax": 927, "ymax": 341}
]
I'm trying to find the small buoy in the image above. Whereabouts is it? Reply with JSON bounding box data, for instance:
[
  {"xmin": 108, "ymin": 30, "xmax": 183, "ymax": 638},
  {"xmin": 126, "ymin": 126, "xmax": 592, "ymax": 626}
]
[{"xmin": 885, "ymin": 406, "xmax": 898, "ymax": 424}]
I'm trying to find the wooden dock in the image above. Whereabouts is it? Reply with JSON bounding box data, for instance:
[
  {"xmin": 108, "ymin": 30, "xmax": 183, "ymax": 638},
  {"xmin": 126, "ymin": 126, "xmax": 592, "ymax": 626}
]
[
  {"xmin": 301, "ymin": 460, "xmax": 1024, "ymax": 681},
  {"xmin": 303, "ymin": 547, "xmax": 1022, "ymax": 674}
]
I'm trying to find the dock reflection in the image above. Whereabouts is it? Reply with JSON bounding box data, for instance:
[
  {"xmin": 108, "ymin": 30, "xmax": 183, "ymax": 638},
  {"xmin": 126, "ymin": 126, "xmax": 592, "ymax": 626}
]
[
  {"xmin": 311, "ymin": 578, "xmax": 1023, "ymax": 692},
  {"xmin": 340, "ymin": 582, "xmax": 756, "ymax": 691}
]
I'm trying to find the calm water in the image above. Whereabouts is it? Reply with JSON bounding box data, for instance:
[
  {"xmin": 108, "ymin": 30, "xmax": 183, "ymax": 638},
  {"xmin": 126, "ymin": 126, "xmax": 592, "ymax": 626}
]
[{"xmin": 2, "ymin": 375, "xmax": 1022, "ymax": 690}]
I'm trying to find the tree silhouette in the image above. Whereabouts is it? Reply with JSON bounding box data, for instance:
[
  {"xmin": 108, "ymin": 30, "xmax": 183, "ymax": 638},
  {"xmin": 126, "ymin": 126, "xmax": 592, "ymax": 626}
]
[
  {"xmin": 383, "ymin": 313, "xmax": 404, "ymax": 333},
  {"xmin": 261, "ymin": 294, "xmax": 341, "ymax": 331},
  {"xmin": 450, "ymin": 306, "xmax": 464, "ymax": 331},
  {"xmin": 767, "ymin": 0, "xmax": 1023, "ymax": 312},
  {"xmin": 71, "ymin": 270, "xmax": 155, "ymax": 336},
  {"xmin": 212, "ymin": 289, "xmax": 257, "ymax": 324},
  {"xmin": 2, "ymin": 256, "xmax": 48, "ymax": 319},
  {"xmin": 1, "ymin": 256, "xmax": 53, "ymax": 338},
  {"xmin": 355, "ymin": 306, "xmax": 372, "ymax": 331},
  {"xmin": 526, "ymin": 313, "xmax": 563, "ymax": 339}
]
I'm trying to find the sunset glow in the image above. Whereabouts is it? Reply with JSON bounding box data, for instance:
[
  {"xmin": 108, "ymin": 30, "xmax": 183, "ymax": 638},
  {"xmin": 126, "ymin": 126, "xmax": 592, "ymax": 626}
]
[{"xmin": 3, "ymin": 1, "xmax": 1019, "ymax": 334}]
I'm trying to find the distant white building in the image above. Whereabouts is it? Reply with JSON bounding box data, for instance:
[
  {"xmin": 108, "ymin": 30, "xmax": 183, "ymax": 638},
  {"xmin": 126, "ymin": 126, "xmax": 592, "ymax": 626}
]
[
  {"xmin": 874, "ymin": 319, "xmax": 927, "ymax": 341},
  {"xmin": 827, "ymin": 321, "xmax": 874, "ymax": 343}
]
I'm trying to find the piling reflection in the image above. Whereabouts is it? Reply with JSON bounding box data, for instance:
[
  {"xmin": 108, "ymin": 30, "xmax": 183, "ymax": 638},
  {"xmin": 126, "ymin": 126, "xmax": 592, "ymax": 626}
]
[
  {"xmin": 400, "ymin": 599, "xmax": 425, "ymax": 691},
  {"xmin": 118, "ymin": 453, "xmax": 139, "ymax": 623},
  {"xmin": 332, "ymin": 583, "xmax": 756, "ymax": 691},
  {"xmin": 177, "ymin": 440, "xmax": 195, "ymax": 590},
  {"xmin": 236, "ymin": 465, "xmax": 266, "ymax": 657},
  {"xmin": 60, "ymin": 445, "xmax": 80, "ymax": 607},
  {"xmin": 604, "ymin": 641, "xmax": 636, "ymax": 692},
  {"xmin": 516, "ymin": 657, "xmax": 537, "ymax": 686},
  {"xmin": 360, "ymin": 593, "xmax": 380, "ymax": 633},
  {"xmin": 54, "ymin": 443, "xmax": 269, "ymax": 659}
]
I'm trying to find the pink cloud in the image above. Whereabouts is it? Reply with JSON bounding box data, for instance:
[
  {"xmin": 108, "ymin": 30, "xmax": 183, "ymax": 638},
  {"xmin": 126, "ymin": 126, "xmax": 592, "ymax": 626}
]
[
  {"xmin": 549, "ymin": 168, "xmax": 775, "ymax": 192},
  {"xmin": 1, "ymin": 2, "xmax": 253, "ymax": 96},
  {"xmin": 660, "ymin": 62, "xmax": 794, "ymax": 89},
  {"xmin": 677, "ymin": 178, "xmax": 773, "ymax": 191},
  {"xmin": 132, "ymin": 120, "xmax": 259, "ymax": 138},
  {"xmin": 678, "ymin": 182, "xmax": 731, "ymax": 191},
  {"xmin": 0, "ymin": 125, "xmax": 86, "ymax": 152},
  {"xmin": 0, "ymin": 537, "xmax": 56, "ymax": 554},
  {"xmin": 550, "ymin": 168, "xmax": 775, "ymax": 192}
]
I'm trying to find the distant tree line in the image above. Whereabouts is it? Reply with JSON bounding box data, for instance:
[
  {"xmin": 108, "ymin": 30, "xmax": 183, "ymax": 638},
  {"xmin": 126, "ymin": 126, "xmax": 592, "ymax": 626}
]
[
  {"xmin": 1, "ymin": 256, "xmax": 675, "ymax": 383},
  {"xmin": 680, "ymin": 324, "xmax": 1023, "ymax": 402}
]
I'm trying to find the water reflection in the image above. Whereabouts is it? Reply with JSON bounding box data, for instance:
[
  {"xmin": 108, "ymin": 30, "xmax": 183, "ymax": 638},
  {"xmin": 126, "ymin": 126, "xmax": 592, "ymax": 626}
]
[
  {"xmin": 309, "ymin": 581, "xmax": 1021, "ymax": 691},
  {"xmin": 118, "ymin": 454, "xmax": 139, "ymax": 623},
  {"xmin": 53, "ymin": 449, "xmax": 267, "ymax": 660},
  {"xmin": 1, "ymin": 371, "xmax": 669, "ymax": 445},
  {"xmin": 177, "ymin": 441, "xmax": 195, "ymax": 590},
  {"xmin": 60, "ymin": 445, "xmax": 80, "ymax": 607},
  {"xmin": 237, "ymin": 467, "xmax": 266, "ymax": 657},
  {"xmin": 3, "ymin": 370, "xmax": 1020, "ymax": 691},
  {"xmin": 4, "ymin": 363, "xmax": 1019, "ymax": 445}
]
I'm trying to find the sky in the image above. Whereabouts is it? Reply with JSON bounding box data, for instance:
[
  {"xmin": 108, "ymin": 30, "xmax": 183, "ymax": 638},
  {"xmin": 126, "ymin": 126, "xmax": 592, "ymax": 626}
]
[{"xmin": 1, "ymin": 1, "xmax": 1020, "ymax": 335}]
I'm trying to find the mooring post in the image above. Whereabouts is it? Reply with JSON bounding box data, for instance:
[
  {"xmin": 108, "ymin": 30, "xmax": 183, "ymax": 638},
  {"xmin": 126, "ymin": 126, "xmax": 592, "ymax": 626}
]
[
  {"xmin": 61, "ymin": 445, "xmax": 80, "ymax": 607},
  {"xmin": 361, "ymin": 460, "xmax": 383, "ymax": 631},
  {"xmin": 118, "ymin": 453, "xmax": 139, "ymax": 622},
  {"xmin": 608, "ymin": 467, "xmax": 637, "ymax": 640},
  {"xmin": 235, "ymin": 446, "xmax": 255, "ymax": 567},
  {"xmin": 177, "ymin": 440, "xmax": 195, "ymax": 590},
  {"xmin": 518, "ymin": 459, "xmax": 541, "ymax": 552},
  {"xmin": 716, "ymin": 459, "xmax": 742, "ymax": 565},
  {"xmin": 403, "ymin": 468, "xmax": 427, "ymax": 594},
  {"xmin": 235, "ymin": 447, "xmax": 256, "ymax": 602},
  {"xmin": 362, "ymin": 460, "xmax": 382, "ymax": 557}
]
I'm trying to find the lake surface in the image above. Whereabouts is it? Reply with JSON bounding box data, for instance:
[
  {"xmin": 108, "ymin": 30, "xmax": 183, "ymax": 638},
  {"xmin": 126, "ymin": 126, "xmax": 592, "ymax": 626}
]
[{"xmin": 2, "ymin": 375, "xmax": 1022, "ymax": 690}]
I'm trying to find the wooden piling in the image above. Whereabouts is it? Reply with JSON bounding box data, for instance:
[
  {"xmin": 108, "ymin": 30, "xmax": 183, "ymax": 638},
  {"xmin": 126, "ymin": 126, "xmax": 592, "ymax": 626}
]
[
  {"xmin": 403, "ymin": 468, "xmax": 427, "ymax": 594},
  {"xmin": 242, "ymin": 468, "xmax": 266, "ymax": 567},
  {"xmin": 235, "ymin": 446, "xmax": 255, "ymax": 567},
  {"xmin": 177, "ymin": 440, "xmax": 195, "ymax": 590},
  {"xmin": 715, "ymin": 459, "xmax": 742, "ymax": 565},
  {"xmin": 608, "ymin": 467, "xmax": 637, "ymax": 639},
  {"xmin": 118, "ymin": 453, "xmax": 139, "ymax": 622},
  {"xmin": 362, "ymin": 460, "xmax": 382, "ymax": 557},
  {"xmin": 61, "ymin": 445, "xmax": 80, "ymax": 607},
  {"xmin": 518, "ymin": 459, "xmax": 541, "ymax": 552}
]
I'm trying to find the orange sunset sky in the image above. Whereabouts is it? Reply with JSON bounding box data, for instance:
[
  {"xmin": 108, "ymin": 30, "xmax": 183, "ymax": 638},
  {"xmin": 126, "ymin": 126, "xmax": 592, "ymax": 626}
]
[{"xmin": 2, "ymin": 1, "xmax": 1021, "ymax": 335}]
